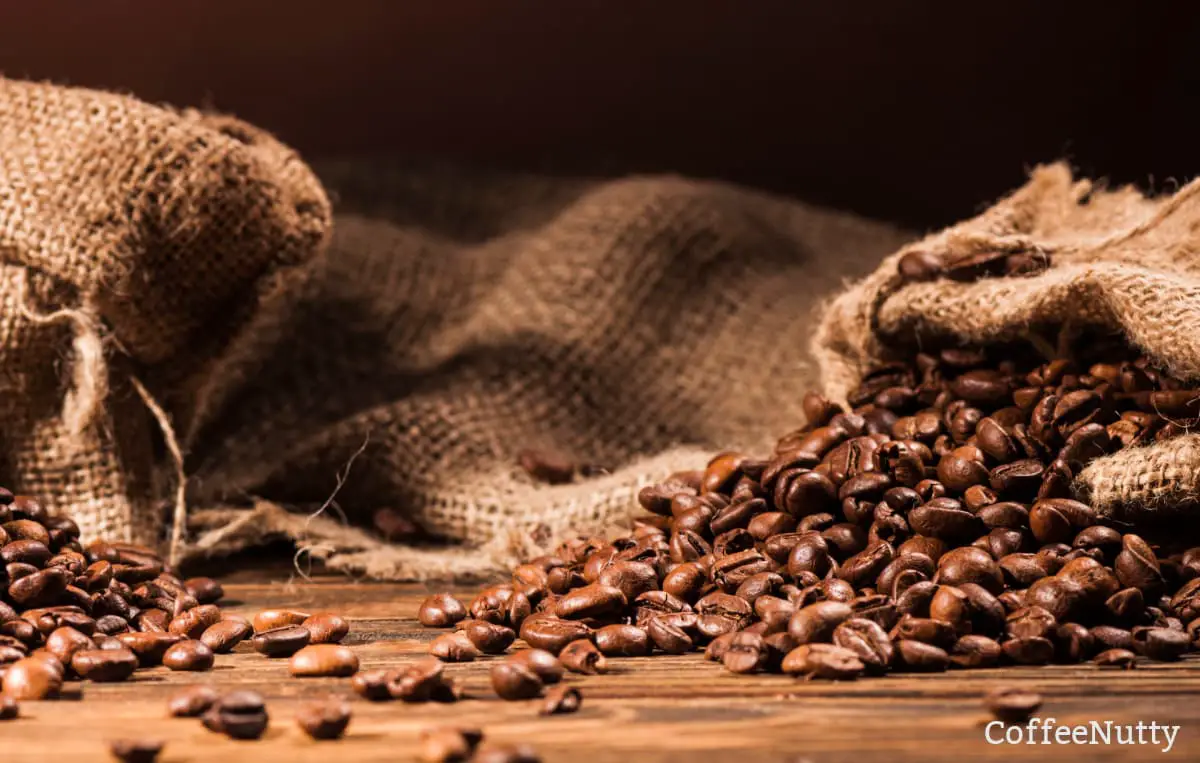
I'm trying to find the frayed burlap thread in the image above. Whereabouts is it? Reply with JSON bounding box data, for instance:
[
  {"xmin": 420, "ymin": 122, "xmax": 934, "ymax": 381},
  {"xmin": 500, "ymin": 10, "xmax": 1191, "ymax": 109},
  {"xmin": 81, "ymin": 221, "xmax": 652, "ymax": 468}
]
[{"xmin": 814, "ymin": 162, "xmax": 1200, "ymax": 519}]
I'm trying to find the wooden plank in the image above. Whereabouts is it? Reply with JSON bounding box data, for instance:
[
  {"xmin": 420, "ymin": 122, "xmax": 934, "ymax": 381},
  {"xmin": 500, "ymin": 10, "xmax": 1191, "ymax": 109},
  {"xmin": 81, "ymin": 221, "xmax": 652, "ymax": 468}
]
[{"xmin": 2, "ymin": 577, "xmax": 1198, "ymax": 762}]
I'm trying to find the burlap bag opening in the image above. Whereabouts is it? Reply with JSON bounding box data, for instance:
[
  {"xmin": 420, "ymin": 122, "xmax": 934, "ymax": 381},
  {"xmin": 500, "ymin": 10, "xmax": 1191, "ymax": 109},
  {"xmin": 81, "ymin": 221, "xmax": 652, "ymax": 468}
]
[{"xmin": 815, "ymin": 162, "xmax": 1200, "ymax": 524}]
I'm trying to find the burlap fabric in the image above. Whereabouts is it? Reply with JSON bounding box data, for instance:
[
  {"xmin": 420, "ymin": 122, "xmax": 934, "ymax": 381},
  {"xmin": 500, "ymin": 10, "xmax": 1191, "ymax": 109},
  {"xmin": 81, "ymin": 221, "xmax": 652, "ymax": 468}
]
[
  {"xmin": 815, "ymin": 162, "xmax": 1200, "ymax": 523},
  {"xmin": 0, "ymin": 79, "xmax": 915, "ymax": 579}
]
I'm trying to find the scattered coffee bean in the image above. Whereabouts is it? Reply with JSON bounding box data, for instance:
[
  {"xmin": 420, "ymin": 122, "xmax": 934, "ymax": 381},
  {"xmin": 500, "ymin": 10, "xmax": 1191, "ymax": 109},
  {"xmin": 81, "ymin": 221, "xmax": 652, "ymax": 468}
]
[
  {"xmin": 1, "ymin": 656, "xmax": 62, "ymax": 699},
  {"xmin": 430, "ymin": 631, "xmax": 480, "ymax": 662},
  {"xmin": 202, "ymin": 690, "xmax": 269, "ymax": 740},
  {"xmin": 559, "ymin": 639, "xmax": 607, "ymax": 674},
  {"xmin": 72, "ymin": 648, "xmax": 138, "ymax": 681},
  {"xmin": 302, "ymin": 612, "xmax": 350, "ymax": 644},
  {"xmin": 0, "ymin": 694, "xmax": 17, "ymax": 720},
  {"xmin": 289, "ymin": 644, "xmax": 359, "ymax": 677},
  {"xmin": 985, "ymin": 686, "xmax": 1043, "ymax": 724},
  {"xmin": 593, "ymin": 624, "xmax": 652, "ymax": 657},
  {"xmin": 391, "ymin": 657, "xmax": 459, "ymax": 703},
  {"xmin": 200, "ymin": 618, "xmax": 252, "ymax": 653},
  {"xmin": 351, "ymin": 669, "xmax": 399, "ymax": 702},
  {"xmin": 184, "ymin": 577, "xmax": 224, "ymax": 604},
  {"xmin": 419, "ymin": 727, "xmax": 483, "ymax": 763},
  {"xmin": 108, "ymin": 739, "xmax": 163, "ymax": 763},
  {"xmin": 539, "ymin": 684, "xmax": 582, "ymax": 715},
  {"xmin": 162, "ymin": 640, "xmax": 215, "ymax": 671},
  {"xmin": 250, "ymin": 625, "xmax": 310, "ymax": 657},
  {"xmin": 296, "ymin": 696, "xmax": 352, "ymax": 740},
  {"xmin": 1094, "ymin": 648, "xmax": 1138, "ymax": 669},
  {"xmin": 491, "ymin": 661, "xmax": 544, "ymax": 700},
  {"xmin": 419, "ymin": 594, "xmax": 469, "ymax": 628},
  {"xmin": 252, "ymin": 609, "xmax": 310, "ymax": 632},
  {"xmin": 167, "ymin": 685, "xmax": 219, "ymax": 717},
  {"xmin": 116, "ymin": 632, "xmax": 183, "ymax": 667},
  {"xmin": 507, "ymin": 649, "xmax": 565, "ymax": 684}
]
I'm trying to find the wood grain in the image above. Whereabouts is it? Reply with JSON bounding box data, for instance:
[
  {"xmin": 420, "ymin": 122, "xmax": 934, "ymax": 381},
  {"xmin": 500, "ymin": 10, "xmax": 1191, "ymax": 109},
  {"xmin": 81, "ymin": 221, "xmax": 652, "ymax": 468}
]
[{"xmin": 2, "ymin": 570, "xmax": 1198, "ymax": 762}]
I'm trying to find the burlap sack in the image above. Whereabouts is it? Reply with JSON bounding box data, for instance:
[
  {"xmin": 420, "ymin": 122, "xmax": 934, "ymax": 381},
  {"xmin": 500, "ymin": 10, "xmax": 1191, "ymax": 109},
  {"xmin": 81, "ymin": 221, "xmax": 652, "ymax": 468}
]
[
  {"xmin": 815, "ymin": 162, "xmax": 1200, "ymax": 523},
  {"xmin": 0, "ymin": 78, "xmax": 331, "ymax": 557},
  {"xmin": 1, "ymin": 79, "xmax": 914, "ymax": 579}
]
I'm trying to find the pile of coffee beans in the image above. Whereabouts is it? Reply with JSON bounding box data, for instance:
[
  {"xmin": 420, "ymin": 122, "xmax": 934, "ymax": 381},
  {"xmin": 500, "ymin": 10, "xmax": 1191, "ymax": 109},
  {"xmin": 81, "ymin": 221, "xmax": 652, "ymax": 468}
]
[{"xmin": 421, "ymin": 339, "xmax": 1200, "ymax": 683}]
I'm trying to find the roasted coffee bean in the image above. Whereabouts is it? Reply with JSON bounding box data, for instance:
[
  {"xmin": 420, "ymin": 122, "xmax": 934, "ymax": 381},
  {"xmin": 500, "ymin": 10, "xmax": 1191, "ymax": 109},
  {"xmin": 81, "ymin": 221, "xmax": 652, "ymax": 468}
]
[
  {"xmin": 391, "ymin": 658, "xmax": 459, "ymax": 703},
  {"xmin": 491, "ymin": 661, "xmax": 544, "ymax": 700},
  {"xmin": 558, "ymin": 639, "xmax": 607, "ymax": 674},
  {"xmin": 116, "ymin": 632, "xmax": 182, "ymax": 666},
  {"xmin": 352, "ymin": 669, "xmax": 400, "ymax": 701},
  {"xmin": 108, "ymin": 739, "xmax": 164, "ymax": 763},
  {"xmin": 646, "ymin": 613, "xmax": 697, "ymax": 654},
  {"xmin": 891, "ymin": 615, "xmax": 957, "ymax": 648},
  {"xmin": 721, "ymin": 631, "xmax": 768, "ymax": 674},
  {"xmin": 44, "ymin": 625, "xmax": 95, "ymax": 664},
  {"xmin": 1, "ymin": 656, "xmax": 62, "ymax": 699},
  {"xmin": 781, "ymin": 643, "xmax": 864, "ymax": 679},
  {"xmin": 540, "ymin": 684, "xmax": 582, "ymax": 715},
  {"xmin": 183, "ymin": 577, "xmax": 223, "ymax": 604},
  {"xmin": 949, "ymin": 635, "xmax": 1002, "ymax": 668},
  {"xmin": 290, "ymin": 644, "xmax": 360, "ymax": 677},
  {"xmin": 430, "ymin": 631, "xmax": 480, "ymax": 662},
  {"xmin": 594, "ymin": 624, "xmax": 652, "ymax": 657},
  {"xmin": 0, "ymin": 694, "xmax": 17, "ymax": 720},
  {"xmin": 466, "ymin": 620, "xmax": 517, "ymax": 654},
  {"xmin": 1132, "ymin": 626, "xmax": 1189, "ymax": 661},
  {"xmin": 162, "ymin": 639, "xmax": 215, "ymax": 671},
  {"xmin": 250, "ymin": 625, "xmax": 310, "ymax": 657},
  {"xmin": 507, "ymin": 649, "xmax": 565, "ymax": 684},
  {"xmin": 296, "ymin": 696, "xmax": 352, "ymax": 740},
  {"xmin": 893, "ymin": 639, "xmax": 949, "ymax": 672},
  {"xmin": 167, "ymin": 604, "xmax": 221, "ymax": 639},
  {"xmin": 200, "ymin": 618, "xmax": 252, "ymax": 653},
  {"xmin": 1091, "ymin": 625, "xmax": 1135, "ymax": 652},
  {"xmin": 252, "ymin": 609, "xmax": 310, "ymax": 632},
  {"xmin": 1001, "ymin": 636, "xmax": 1055, "ymax": 665},
  {"xmin": 302, "ymin": 612, "xmax": 351, "ymax": 644},
  {"xmin": 71, "ymin": 647, "xmax": 137, "ymax": 681},
  {"xmin": 202, "ymin": 690, "xmax": 269, "ymax": 740},
  {"xmin": 935, "ymin": 546, "xmax": 1004, "ymax": 593},
  {"xmin": 419, "ymin": 727, "xmax": 485, "ymax": 763},
  {"xmin": 555, "ymin": 584, "xmax": 627, "ymax": 621},
  {"xmin": 419, "ymin": 594, "xmax": 469, "ymax": 628},
  {"xmin": 518, "ymin": 617, "xmax": 589, "ymax": 654},
  {"xmin": 1094, "ymin": 648, "xmax": 1138, "ymax": 669},
  {"xmin": 1006, "ymin": 606, "xmax": 1057, "ymax": 641},
  {"xmin": 985, "ymin": 686, "xmax": 1043, "ymax": 724},
  {"xmin": 1115, "ymin": 534, "xmax": 1164, "ymax": 594},
  {"xmin": 832, "ymin": 618, "xmax": 893, "ymax": 673},
  {"xmin": 1054, "ymin": 623, "xmax": 1093, "ymax": 663},
  {"xmin": 167, "ymin": 685, "xmax": 219, "ymax": 717}
]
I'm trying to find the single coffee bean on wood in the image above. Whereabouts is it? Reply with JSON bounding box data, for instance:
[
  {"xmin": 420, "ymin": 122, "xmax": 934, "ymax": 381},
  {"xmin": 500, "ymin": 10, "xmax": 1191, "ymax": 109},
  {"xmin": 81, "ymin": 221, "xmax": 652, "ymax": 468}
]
[
  {"xmin": 302, "ymin": 613, "xmax": 351, "ymax": 644},
  {"xmin": 202, "ymin": 691, "xmax": 269, "ymax": 740},
  {"xmin": 558, "ymin": 640, "xmax": 607, "ymax": 674},
  {"xmin": 539, "ymin": 685, "xmax": 582, "ymax": 715},
  {"xmin": 200, "ymin": 619, "xmax": 252, "ymax": 653},
  {"xmin": 985, "ymin": 686, "xmax": 1043, "ymax": 724},
  {"xmin": 108, "ymin": 739, "xmax": 163, "ymax": 763},
  {"xmin": 419, "ymin": 727, "xmax": 484, "ymax": 763},
  {"xmin": 252, "ymin": 610, "xmax": 310, "ymax": 633},
  {"xmin": 0, "ymin": 694, "xmax": 18, "ymax": 720},
  {"xmin": 430, "ymin": 631, "xmax": 480, "ymax": 662},
  {"xmin": 507, "ymin": 650, "xmax": 565, "ymax": 684},
  {"xmin": 162, "ymin": 640, "xmax": 215, "ymax": 671},
  {"xmin": 351, "ymin": 669, "xmax": 400, "ymax": 702},
  {"xmin": 491, "ymin": 661, "xmax": 544, "ymax": 700},
  {"xmin": 296, "ymin": 697, "xmax": 352, "ymax": 740},
  {"xmin": 167, "ymin": 685, "xmax": 219, "ymax": 717},
  {"xmin": 250, "ymin": 625, "xmax": 311, "ymax": 657},
  {"xmin": 289, "ymin": 644, "xmax": 360, "ymax": 677}
]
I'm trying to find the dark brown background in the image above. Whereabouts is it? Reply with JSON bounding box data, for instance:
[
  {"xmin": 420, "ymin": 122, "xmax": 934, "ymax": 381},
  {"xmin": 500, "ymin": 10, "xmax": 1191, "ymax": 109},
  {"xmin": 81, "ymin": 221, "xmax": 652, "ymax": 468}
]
[{"xmin": 3, "ymin": 1, "xmax": 1196, "ymax": 226}]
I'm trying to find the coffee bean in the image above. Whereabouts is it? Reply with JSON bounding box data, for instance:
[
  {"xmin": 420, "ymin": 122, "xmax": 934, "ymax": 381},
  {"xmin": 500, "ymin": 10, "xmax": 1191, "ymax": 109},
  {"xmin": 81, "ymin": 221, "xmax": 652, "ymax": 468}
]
[
  {"xmin": 116, "ymin": 632, "xmax": 182, "ymax": 666},
  {"xmin": 555, "ymin": 584, "xmax": 627, "ymax": 621},
  {"xmin": 301, "ymin": 612, "xmax": 350, "ymax": 644},
  {"xmin": 296, "ymin": 696, "xmax": 352, "ymax": 740},
  {"xmin": 250, "ymin": 625, "xmax": 311, "ymax": 657},
  {"xmin": 108, "ymin": 739, "xmax": 163, "ymax": 763},
  {"xmin": 894, "ymin": 639, "xmax": 949, "ymax": 672},
  {"xmin": 200, "ymin": 618, "xmax": 252, "ymax": 653},
  {"xmin": 788, "ymin": 601, "xmax": 852, "ymax": 645},
  {"xmin": 0, "ymin": 694, "xmax": 17, "ymax": 720},
  {"xmin": 419, "ymin": 727, "xmax": 484, "ymax": 763},
  {"xmin": 1, "ymin": 656, "xmax": 62, "ymax": 699},
  {"xmin": 474, "ymin": 745, "xmax": 542, "ymax": 763},
  {"xmin": 72, "ymin": 647, "xmax": 137, "ymax": 681},
  {"xmin": 419, "ymin": 594, "xmax": 469, "ymax": 628},
  {"xmin": 202, "ymin": 690, "xmax": 269, "ymax": 740},
  {"xmin": 558, "ymin": 639, "xmax": 607, "ymax": 674},
  {"xmin": 430, "ymin": 631, "xmax": 480, "ymax": 662},
  {"xmin": 167, "ymin": 685, "xmax": 219, "ymax": 717},
  {"xmin": 352, "ymin": 668, "xmax": 400, "ymax": 701},
  {"xmin": 1132, "ymin": 626, "xmax": 1189, "ymax": 661},
  {"xmin": 1002, "ymin": 636, "xmax": 1055, "ymax": 665},
  {"xmin": 949, "ymin": 635, "xmax": 1002, "ymax": 668},
  {"xmin": 780, "ymin": 643, "xmax": 864, "ymax": 679},
  {"xmin": 985, "ymin": 686, "xmax": 1042, "ymax": 724},
  {"xmin": 501, "ymin": 650, "xmax": 562, "ymax": 686},
  {"xmin": 290, "ymin": 644, "xmax": 359, "ymax": 677},
  {"xmin": 832, "ymin": 618, "xmax": 893, "ymax": 673},
  {"xmin": 539, "ymin": 684, "xmax": 582, "ymax": 715},
  {"xmin": 251, "ymin": 609, "xmax": 310, "ymax": 632},
  {"xmin": 162, "ymin": 640, "xmax": 214, "ymax": 671},
  {"xmin": 721, "ymin": 632, "xmax": 768, "ymax": 674},
  {"xmin": 491, "ymin": 661, "xmax": 543, "ymax": 700},
  {"xmin": 593, "ymin": 624, "xmax": 652, "ymax": 657},
  {"xmin": 44, "ymin": 625, "xmax": 95, "ymax": 664},
  {"xmin": 183, "ymin": 577, "xmax": 224, "ymax": 604},
  {"xmin": 518, "ymin": 616, "xmax": 589, "ymax": 654},
  {"xmin": 1094, "ymin": 647, "xmax": 1138, "ymax": 668}
]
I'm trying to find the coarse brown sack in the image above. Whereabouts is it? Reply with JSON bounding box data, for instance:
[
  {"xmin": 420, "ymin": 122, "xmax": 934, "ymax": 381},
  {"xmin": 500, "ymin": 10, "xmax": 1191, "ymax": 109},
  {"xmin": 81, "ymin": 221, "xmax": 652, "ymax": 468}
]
[
  {"xmin": 1, "ymin": 78, "xmax": 912, "ymax": 579},
  {"xmin": 814, "ymin": 162, "xmax": 1200, "ymax": 523},
  {"xmin": 0, "ymin": 78, "xmax": 331, "ymax": 556}
]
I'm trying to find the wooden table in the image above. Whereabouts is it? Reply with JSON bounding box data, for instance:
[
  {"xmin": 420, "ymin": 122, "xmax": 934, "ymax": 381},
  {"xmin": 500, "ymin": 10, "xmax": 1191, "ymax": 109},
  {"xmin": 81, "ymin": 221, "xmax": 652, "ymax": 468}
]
[{"xmin": 3, "ymin": 565, "xmax": 1199, "ymax": 762}]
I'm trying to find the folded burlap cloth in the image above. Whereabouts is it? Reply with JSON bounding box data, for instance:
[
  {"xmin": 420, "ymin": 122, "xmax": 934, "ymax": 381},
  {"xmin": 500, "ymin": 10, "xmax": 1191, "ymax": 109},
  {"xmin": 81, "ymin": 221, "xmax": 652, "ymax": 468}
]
[{"xmin": 14, "ymin": 81, "xmax": 1193, "ymax": 581}]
